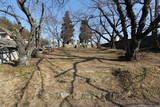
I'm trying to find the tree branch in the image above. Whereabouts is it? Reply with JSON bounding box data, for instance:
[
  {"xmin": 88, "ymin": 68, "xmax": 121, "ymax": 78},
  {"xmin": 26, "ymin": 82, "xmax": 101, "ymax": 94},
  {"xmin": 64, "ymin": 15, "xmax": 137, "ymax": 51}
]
[
  {"xmin": 124, "ymin": 0, "xmax": 137, "ymax": 37},
  {"xmin": 137, "ymin": 0, "xmax": 150, "ymax": 36},
  {"xmin": 17, "ymin": 0, "xmax": 34, "ymax": 26},
  {"xmin": 113, "ymin": 0, "xmax": 128, "ymax": 39}
]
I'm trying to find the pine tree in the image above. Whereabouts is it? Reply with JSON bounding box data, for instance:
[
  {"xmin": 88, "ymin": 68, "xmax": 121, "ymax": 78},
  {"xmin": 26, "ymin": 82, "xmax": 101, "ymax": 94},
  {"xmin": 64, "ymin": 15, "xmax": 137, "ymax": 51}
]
[
  {"xmin": 79, "ymin": 20, "xmax": 92, "ymax": 47},
  {"xmin": 61, "ymin": 11, "xmax": 74, "ymax": 47}
]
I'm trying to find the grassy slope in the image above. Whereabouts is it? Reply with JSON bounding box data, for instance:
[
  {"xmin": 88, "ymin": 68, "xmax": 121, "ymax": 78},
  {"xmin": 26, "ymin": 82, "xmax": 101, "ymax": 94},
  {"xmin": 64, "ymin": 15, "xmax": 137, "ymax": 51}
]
[{"xmin": 0, "ymin": 48, "xmax": 160, "ymax": 106}]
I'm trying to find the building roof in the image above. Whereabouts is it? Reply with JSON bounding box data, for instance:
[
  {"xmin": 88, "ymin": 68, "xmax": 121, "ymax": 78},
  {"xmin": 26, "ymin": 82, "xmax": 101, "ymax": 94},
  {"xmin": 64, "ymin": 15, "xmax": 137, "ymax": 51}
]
[
  {"xmin": 0, "ymin": 28, "xmax": 17, "ymax": 48},
  {"xmin": 0, "ymin": 39, "xmax": 17, "ymax": 48},
  {"xmin": 0, "ymin": 28, "xmax": 7, "ymax": 35}
]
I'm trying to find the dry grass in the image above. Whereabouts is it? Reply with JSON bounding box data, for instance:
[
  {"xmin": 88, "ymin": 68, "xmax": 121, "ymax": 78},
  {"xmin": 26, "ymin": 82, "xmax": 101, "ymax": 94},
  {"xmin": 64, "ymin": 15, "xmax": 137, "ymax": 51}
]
[{"xmin": 0, "ymin": 48, "xmax": 160, "ymax": 106}]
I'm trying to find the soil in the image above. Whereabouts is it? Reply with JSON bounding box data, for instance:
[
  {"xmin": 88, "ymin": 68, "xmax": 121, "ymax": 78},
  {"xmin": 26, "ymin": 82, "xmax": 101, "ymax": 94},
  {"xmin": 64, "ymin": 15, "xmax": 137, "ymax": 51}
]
[{"xmin": 0, "ymin": 48, "xmax": 160, "ymax": 107}]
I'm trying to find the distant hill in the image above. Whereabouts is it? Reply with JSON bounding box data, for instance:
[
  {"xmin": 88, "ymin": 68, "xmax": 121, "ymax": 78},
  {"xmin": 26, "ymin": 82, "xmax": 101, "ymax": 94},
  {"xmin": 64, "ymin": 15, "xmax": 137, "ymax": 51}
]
[{"xmin": 0, "ymin": 17, "xmax": 29, "ymax": 39}]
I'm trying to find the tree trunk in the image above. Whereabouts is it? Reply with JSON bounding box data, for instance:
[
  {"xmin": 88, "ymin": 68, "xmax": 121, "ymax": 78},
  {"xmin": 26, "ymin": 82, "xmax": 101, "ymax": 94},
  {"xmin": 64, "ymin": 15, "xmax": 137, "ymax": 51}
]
[
  {"xmin": 16, "ymin": 40, "xmax": 35, "ymax": 66},
  {"xmin": 153, "ymin": 31, "xmax": 160, "ymax": 49},
  {"xmin": 110, "ymin": 39, "xmax": 116, "ymax": 49},
  {"xmin": 57, "ymin": 40, "xmax": 60, "ymax": 47},
  {"xmin": 112, "ymin": 42, "xmax": 116, "ymax": 49},
  {"xmin": 18, "ymin": 55, "xmax": 31, "ymax": 66},
  {"xmin": 62, "ymin": 42, "xmax": 65, "ymax": 47},
  {"xmin": 97, "ymin": 42, "xmax": 101, "ymax": 49},
  {"xmin": 155, "ymin": 37, "xmax": 160, "ymax": 48},
  {"xmin": 153, "ymin": 0, "xmax": 160, "ymax": 49},
  {"xmin": 125, "ymin": 38, "xmax": 142, "ymax": 61},
  {"xmin": 82, "ymin": 42, "xmax": 87, "ymax": 48},
  {"xmin": 18, "ymin": 47, "xmax": 35, "ymax": 66},
  {"xmin": 90, "ymin": 39, "xmax": 94, "ymax": 48}
]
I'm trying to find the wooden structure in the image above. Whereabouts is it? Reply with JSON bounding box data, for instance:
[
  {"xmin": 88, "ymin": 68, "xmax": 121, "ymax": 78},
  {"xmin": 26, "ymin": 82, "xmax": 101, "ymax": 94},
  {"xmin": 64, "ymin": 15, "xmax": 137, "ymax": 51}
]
[
  {"xmin": 0, "ymin": 44, "xmax": 18, "ymax": 64},
  {"xmin": 0, "ymin": 28, "xmax": 19, "ymax": 64}
]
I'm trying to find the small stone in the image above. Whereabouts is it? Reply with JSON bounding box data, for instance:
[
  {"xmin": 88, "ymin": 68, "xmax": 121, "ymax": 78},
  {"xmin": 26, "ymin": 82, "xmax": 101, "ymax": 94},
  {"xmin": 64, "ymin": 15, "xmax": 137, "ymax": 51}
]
[{"xmin": 60, "ymin": 92, "xmax": 70, "ymax": 98}]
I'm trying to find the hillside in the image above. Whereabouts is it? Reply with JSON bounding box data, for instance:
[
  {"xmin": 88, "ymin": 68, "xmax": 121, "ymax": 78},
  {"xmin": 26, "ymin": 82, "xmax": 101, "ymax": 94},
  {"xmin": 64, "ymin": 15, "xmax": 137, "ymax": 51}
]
[{"xmin": 0, "ymin": 48, "xmax": 160, "ymax": 107}]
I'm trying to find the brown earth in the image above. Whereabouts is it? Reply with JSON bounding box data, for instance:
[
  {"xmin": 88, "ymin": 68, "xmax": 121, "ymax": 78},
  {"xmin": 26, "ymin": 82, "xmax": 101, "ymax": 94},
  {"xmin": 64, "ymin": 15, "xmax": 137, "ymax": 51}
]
[{"xmin": 0, "ymin": 48, "xmax": 160, "ymax": 107}]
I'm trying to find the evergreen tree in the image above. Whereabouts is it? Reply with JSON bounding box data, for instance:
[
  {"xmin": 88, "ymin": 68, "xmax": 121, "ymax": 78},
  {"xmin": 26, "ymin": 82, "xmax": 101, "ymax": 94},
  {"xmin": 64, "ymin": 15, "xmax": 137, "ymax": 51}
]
[
  {"xmin": 61, "ymin": 11, "xmax": 74, "ymax": 47},
  {"xmin": 79, "ymin": 20, "xmax": 92, "ymax": 47}
]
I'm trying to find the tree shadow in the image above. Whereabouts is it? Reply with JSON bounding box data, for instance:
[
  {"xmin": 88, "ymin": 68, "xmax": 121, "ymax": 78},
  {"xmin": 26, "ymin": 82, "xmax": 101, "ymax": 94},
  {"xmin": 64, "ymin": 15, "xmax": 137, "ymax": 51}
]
[
  {"xmin": 46, "ymin": 49, "xmax": 160, "ymax": 106},
  {"xmin": 112, "ymin": 68, "xmax": 160, "ymax": 105},
  {"xmin": 51, "ymin": 51, "xmax": 124, "ymax": 106},
  {"xmin": 14, "ymin": 57, "xmax": 48, "ymax": 107}
]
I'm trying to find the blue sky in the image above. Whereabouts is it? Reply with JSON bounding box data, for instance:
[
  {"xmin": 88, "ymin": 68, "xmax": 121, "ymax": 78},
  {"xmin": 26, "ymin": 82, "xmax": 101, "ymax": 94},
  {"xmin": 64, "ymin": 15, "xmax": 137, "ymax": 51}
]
[
  {"xmin": 65, "ymin": 0, "xmax": 83, "ymax": 40},
  {"xmin": 0, "ymin": 0, "xmax": 88, "ymax": 41},
  {"xmin": 66, "ymin": 0, "xmax": 84, "ymax": 11},
  {"xmin": 56, "ymin": 0, "xmax": 87, "ymax": 20},
  {"xmin": 0, "ymin": 0, "xmax": 111, "ymax": 43},
  {"xmin": 0, "ymin": 0, "xmax": 156, "ymax": 43},
  {"xmin": 54, "ymin": 0, "xmax": 88, "ymax": 41}
]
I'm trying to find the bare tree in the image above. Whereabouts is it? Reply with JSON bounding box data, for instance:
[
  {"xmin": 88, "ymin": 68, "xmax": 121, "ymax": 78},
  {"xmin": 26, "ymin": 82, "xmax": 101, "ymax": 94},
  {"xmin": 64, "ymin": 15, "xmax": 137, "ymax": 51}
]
[
  {"xmin": 116, "ymin": 0, "xmax": 160, "ymax": 60},
  {"xmin": 90, "ymin": 0, "xmax": 160, "ymax": 60},
  {"xmin": 152, "ymin": 0, "xmax": 160, "ymax": 48},
  {"xmin": 0, "ymin": 0, "xmax": 44, "ymax": 65},
  {"xmin": 86, "ymin": 0, "xmax": 124, "ymax": 49},
  {"xmin": 44, "ymin": 12, "xmax": 62, "ymax": 47},
  {"xmin": 88, "ymin": 23, "xmax": 111, "ymax": 46},
  {"xmin": 91, "ymin": 32, "xmax": 102, "ymax": 48},
  {"xmin": 0, "ymin": 0, "xmax": 70, "ymax": 65}
]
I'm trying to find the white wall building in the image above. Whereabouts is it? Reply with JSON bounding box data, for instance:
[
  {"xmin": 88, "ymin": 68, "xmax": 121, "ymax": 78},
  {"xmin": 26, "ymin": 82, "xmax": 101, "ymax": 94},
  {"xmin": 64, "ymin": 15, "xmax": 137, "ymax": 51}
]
[{"xmin": 0, "ymin": 28, "xmax": 19, "ymax": 64}]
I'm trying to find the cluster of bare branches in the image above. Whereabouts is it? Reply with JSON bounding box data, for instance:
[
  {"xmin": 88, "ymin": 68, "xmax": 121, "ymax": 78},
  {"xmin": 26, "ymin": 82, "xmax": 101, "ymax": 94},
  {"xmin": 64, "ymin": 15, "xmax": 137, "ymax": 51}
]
[
  {"xmin": 80, "ymin": 0, "xmax": 160, "ymax": 60},
  {"xmin": 0, "ymin": 0, "xmax": 45, "ymax": 65},
  {"xmin": 0, "ymin": 0, "xmax": 69, "ymax": 65}
]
